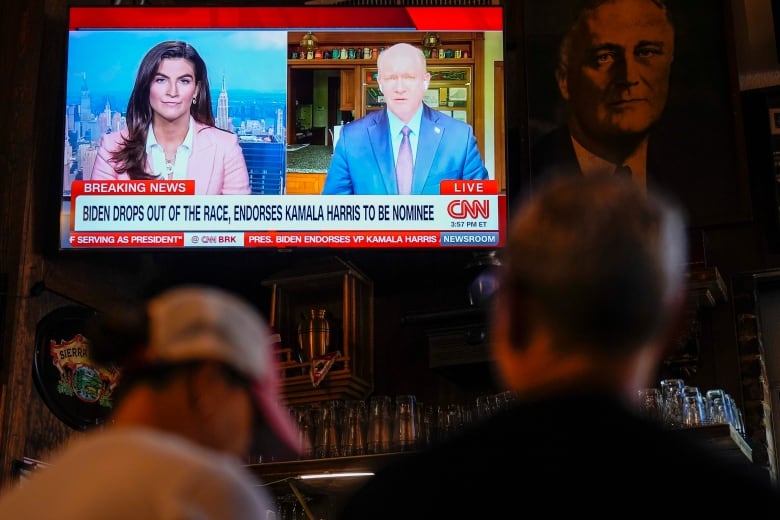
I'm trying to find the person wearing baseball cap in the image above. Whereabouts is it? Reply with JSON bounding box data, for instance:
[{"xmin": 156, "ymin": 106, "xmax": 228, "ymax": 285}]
[{"xmin": 0, "ymin": 285, "xmax": 301, "ymax": 519}]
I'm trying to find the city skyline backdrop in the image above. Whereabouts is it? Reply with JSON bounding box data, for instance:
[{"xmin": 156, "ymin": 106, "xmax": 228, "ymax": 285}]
[{"xmin": 66, "ymin": 29, "xmax": 289, "ymax": 107}]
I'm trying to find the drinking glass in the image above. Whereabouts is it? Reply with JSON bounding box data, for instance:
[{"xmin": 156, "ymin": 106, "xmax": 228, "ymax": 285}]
[
  {"xmin": 682, "ymin": 386, "xmax": 707, "ymax": 426},
  {"xmin": 341, "ymin": 399, "xmax": 367, "ymax": 456},
  {"xmin": 291, "ymin": 404, "xmax": 315, "ymax": 459},
  {"xmin": 706, "ymin": 389, "xmax": 733, "ymax": 425},
  {"xmin": 496, "ymin": 390, "xmax": 518, "ymax": 411},
  {"xmin": 682, "ymin": 395, "xmax": 705, "ymax": 427},
  {"xmin": 710, "ymin": 396, "xmax": 729, "ymax": 424},
  {"xmin": 660, "ymin": 378, "xmax": 685, "ymax": 428},
  {"xmin": 315, "ymin": 400, "xmax": 341, "ymax": 458},
  {"xmin": 417, "ymin": 403, "xmax": 436, "ymax": 450},
  {"xmin": 475, "ymin": 394, "xmax": 496, "ymax": 421},
  {"xmin": 637, "ymin": 388, "xmax": 664, "ymax": 422},
  {"xmin": 366, "ymin": 395, "xmax": 393, "ymax": 454},
  {"xmin": 725, "ymin": 393, "xmax": 745, "ymax": 434},
  {"xmin": 436, "ymin": 403, "xmax": 463, "ymax": 442},
  {"xmin": 393, "ymin": 395, "xmax": 418, "ymax": 452}
]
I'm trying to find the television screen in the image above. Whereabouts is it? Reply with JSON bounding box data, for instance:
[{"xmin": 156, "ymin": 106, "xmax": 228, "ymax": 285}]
[{"xmin": 59, "ymin": 5, "xmax": 506, "ymax": 250}]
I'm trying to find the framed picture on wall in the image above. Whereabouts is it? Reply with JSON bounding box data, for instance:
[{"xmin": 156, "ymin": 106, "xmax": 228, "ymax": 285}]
[
  {"xmin": 521, "ymin": 0, "xmax": 750, "ymax": 228},
  {"xmin": 770, "ymin": 107, "xmax": 780, "ymax": 135}
]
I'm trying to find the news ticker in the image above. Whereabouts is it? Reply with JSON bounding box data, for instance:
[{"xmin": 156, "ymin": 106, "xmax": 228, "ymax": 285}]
[
  {"xmin": 64, "ymin": 180, "xmax": 505, "ymax": 248},
  {"xmin": 67, "ymin": 230, "xmax": 502, "ymax": 248}
]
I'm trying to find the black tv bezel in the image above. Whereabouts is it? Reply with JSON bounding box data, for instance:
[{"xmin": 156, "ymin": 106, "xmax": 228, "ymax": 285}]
[{"xmin": 42, "ymin": 3, "xmax": 520, "ymax": 260}]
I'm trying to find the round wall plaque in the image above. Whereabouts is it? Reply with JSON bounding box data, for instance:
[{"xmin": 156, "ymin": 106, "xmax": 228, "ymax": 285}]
[{"xmin": 33, "ymin": 306, "xmax": 121, "ymax": 430}]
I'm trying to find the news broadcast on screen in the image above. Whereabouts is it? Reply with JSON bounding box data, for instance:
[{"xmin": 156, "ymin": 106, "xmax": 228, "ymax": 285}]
[{"xmin": 60, "ymin": 6, "xmax": 506, "ymax": 250}]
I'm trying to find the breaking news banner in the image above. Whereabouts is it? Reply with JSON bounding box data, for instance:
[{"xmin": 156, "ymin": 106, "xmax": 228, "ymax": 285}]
[{"xmin": 65, "ymin": 180, "xmax": 505, "ymax": 248}]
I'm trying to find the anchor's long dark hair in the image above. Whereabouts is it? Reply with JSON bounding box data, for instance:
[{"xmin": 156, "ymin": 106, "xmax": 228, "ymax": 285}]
[{"xmin": 110, "ymin": 41, "xmax": 215, "ymax": 180}]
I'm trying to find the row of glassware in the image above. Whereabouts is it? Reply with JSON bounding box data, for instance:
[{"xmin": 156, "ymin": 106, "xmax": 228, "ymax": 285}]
[
  {"xmin": 281, "ymin": 391, "xmax": 517, "ymax": 461},
  {"xmin": 637, "ymin": 378, "xmax": 745, "ymax": 434}
]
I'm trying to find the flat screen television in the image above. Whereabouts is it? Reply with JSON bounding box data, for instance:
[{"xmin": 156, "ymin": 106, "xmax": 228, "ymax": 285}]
[{"xmin": 57, "ymin": 4, "xmax": 512, "ymax": 251}]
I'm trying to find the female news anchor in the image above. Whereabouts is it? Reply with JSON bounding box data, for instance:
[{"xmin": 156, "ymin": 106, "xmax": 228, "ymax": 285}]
[{"xmin": 89, "ymin": 40, "xmax": 250, "ymax": 195}]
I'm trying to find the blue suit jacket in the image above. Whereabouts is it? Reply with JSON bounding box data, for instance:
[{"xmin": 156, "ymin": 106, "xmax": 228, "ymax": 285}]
[{"xmin": 322, "ymin": 105, "xmax": 488, "ymax": 195}]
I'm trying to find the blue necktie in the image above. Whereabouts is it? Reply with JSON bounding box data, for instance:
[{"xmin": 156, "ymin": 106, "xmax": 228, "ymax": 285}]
[{"xmin": 396, "ymin": 126, "xmax": 413, "ymax": 195}]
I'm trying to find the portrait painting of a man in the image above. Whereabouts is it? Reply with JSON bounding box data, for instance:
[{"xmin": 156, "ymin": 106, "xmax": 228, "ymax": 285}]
[{"xmin": 523, "ymin": 0, "xmax": 749, "ymax": 227}]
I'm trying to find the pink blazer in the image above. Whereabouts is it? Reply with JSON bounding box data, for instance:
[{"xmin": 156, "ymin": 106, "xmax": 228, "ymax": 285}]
[{"xmin": 89, "ymin": 122, "xmax": 250, "ymax": 195}]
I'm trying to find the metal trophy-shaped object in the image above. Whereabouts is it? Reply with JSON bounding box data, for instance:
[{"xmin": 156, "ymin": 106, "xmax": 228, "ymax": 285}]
[{"xmin": 298, "ymin": 308, "xmax": 331, "ymax": 362}]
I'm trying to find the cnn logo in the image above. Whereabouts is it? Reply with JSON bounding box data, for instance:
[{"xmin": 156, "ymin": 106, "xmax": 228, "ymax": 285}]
[{"xmin": 446, "ymin": 199, "xmax": 490, "ymax": 219}]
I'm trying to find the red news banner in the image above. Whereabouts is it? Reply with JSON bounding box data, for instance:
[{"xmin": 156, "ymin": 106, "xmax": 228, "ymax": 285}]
[{"xmin": 66, "ymin": 180, "xmax": 506, "ymax": 248}]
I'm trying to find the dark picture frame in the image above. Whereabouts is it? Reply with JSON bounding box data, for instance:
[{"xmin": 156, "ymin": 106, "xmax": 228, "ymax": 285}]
[
  {"xmin": 520, "ymin": 0, "xmax": 750, "ymax": 228},
  {"xmin": 770, "ymin": 107, "xmax": 780, "ymax": 136}
]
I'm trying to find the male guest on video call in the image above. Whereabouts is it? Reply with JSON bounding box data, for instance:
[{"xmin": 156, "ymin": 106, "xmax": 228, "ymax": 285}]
[
  {"xmin": 530, "ymin": 0, "xmax": 674, "ymax": 191},
  {"xmin": 322, "ymin": 43, "xmax": 488, "ymax": 195}
]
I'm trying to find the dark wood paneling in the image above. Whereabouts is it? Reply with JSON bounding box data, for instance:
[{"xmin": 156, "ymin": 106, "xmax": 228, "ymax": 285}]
[{"xmin": 0, "ymin": 0, "xmax": 49, "ymax": 491}]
